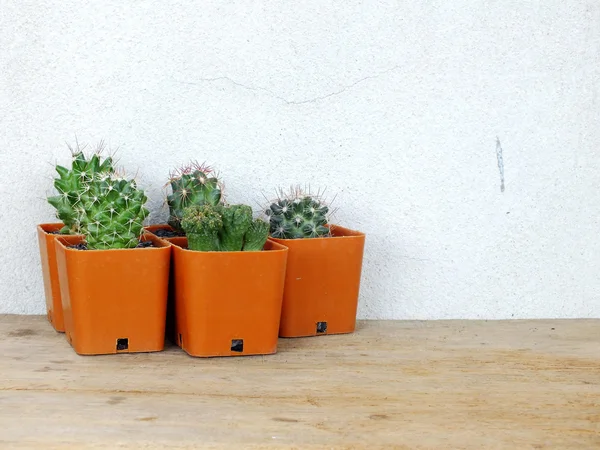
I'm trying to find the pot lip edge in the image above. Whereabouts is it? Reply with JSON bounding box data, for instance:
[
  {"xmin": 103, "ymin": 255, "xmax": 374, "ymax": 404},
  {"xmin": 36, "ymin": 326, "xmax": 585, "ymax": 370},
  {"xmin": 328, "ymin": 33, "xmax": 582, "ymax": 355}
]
[{"xmin": 54, "ymin": 234, "xmax": 171, "ymax": 254}]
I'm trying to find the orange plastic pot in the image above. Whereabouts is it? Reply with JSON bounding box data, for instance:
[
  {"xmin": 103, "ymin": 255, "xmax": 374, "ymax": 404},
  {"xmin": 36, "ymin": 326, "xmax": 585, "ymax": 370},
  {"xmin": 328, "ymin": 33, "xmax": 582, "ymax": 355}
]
[
  {"xmin": 55, "ymin": 233, "xmax": 171, "ymax": 355},
  {"xmin": 270, "ymin": 225, "xmax": 366, "ymax": 338},
  {"xmin": 37, "ymin": 223, "xmax": 79, "ymax": 332},
  {"xmin": 171, "ymin": 238, "xmax": 288, "ymax": 357}
]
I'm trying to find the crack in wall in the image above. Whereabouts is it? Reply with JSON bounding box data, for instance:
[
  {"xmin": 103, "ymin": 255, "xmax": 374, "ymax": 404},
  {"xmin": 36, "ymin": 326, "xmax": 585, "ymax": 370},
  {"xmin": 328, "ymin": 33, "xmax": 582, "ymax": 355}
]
[
  {"xmin": 496, "ymin": 137, "xmax": 505, "ymax": 193},
  {"xmin": 172, "ymin": 65, "xmax": 401, "ymax": 105}
]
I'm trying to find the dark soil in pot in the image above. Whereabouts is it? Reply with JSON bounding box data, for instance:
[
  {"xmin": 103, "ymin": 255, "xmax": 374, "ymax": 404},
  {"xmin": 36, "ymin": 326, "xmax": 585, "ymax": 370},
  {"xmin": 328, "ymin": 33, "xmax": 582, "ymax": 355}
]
[{"xmin": 153, "ymin": 228, "xmax": 184, "ymax": 238}]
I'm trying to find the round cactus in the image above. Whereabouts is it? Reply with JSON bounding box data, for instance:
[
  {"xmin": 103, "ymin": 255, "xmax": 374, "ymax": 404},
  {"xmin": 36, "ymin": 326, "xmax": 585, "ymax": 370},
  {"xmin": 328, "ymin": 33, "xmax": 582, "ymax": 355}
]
[
  {"xmin": 77, "ymin": 174, "xmax": 149, "ymax": 250},
  {"xmin": 167, "ymin": 162, "xmax": 223, "ymax": 234},
  {"xmin": 265, "ymin": 188, "xmax": 331, "ymax": 239},
  {"xmin": 47, "ymin": 149, "xmax": 114, "ymax": 234}
]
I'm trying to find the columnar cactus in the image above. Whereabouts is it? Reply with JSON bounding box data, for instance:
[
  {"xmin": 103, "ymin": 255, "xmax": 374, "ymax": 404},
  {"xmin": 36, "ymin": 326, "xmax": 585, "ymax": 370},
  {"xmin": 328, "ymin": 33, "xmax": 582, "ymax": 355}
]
[
  {"xmin": 167, "ymin": 163, "xmax": 223, "ymax": 234},
  {"xmin": 78, "ymin": 174, "xmax": 149, "ymax": 249},
  {"xmin": 47, "ymin": 149, "xmax": 114, "ymax": 234},
  {"xmin": 181, "ymin": 204, "xmax": 269, "ymax": 252},
  {"xmin": 265, "ymin": 188, "xmax": 330, "ymax": 239}
]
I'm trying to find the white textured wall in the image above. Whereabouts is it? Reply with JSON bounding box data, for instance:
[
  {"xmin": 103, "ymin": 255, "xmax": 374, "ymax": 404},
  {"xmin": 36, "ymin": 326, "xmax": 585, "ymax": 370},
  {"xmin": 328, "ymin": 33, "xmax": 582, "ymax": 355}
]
[{"xmin": 1, "ymin": 1, "xmax": 599, "ymax": 319}]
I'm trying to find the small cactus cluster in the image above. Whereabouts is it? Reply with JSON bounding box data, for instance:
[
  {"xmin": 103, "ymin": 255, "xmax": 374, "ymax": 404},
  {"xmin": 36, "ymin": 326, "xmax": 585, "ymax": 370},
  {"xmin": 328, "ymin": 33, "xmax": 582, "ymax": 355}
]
[
  {"xmin": 78, "ymin": 174, "xmax": 149, "ymax": 249},
  {"xmin": 181, "ymin": 204, "xmax": 269, "ymax": 252},
  {"xmin": 47, "ymin": 149, "xmax": 114, "ymax": 234},
  {"xmin": 167, "ymin": 163, "xmax": 223, "ymax": 234},
  {"xmin": 265, "ymin": 188, "xmax": 331, "ymax": 239}
]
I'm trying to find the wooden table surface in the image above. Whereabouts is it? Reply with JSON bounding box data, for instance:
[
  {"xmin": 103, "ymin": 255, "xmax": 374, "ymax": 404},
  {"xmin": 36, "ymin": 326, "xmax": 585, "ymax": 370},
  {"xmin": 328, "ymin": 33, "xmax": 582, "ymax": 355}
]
[{"xmin": 0, "ymin": 315, "xmax": 598, "ymax": 449}]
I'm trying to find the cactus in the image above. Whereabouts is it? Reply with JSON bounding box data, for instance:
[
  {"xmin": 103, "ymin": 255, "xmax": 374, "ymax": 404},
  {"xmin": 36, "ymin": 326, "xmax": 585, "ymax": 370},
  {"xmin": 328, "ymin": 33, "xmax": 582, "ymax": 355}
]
[
  {"xmin": 219, "ymin": 204, "xmax": 253, "ymax": 251},
  {"xmin": 181, "ymin": 204, "xmax": 269, "ymax": 252},
  {"xmin": 167, "ymin": 162, "xmax": 223, "ymax": 234},
  {"xmin": 77, "ymin": 173, "xmax": 149, "ymax": 250},
  {"xmin": 47, "ymin": 148, "xmax": 114, "ymax": 234},
  {"xmin": 181, "ymin": 204, "xmax": 223, "ymax": 252},
  {"xmin": 265, "ymin": 188, "xmax": 330, "ymax": 239},
  {"xmin": 242, "ymin": 218, "xmax": 269, "ymax": 251}
]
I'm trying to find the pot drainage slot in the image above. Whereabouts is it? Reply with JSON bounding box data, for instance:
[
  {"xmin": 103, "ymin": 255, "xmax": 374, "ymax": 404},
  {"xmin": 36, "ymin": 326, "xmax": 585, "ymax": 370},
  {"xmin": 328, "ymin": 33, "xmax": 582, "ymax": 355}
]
[
  {"xmin": 116, "ymin": 338, "xmax": 129, "ymax": 351},
  {"xmin": 179, "ymin": 334, "xmax": 182, "ymax": 345},
  {"xmin": 231, "ymin": 339, "xmax": 244, "ymax": 352},
  {"xmin": 316, "ymin": 322, "xmax": 328, "ymax": 334}
]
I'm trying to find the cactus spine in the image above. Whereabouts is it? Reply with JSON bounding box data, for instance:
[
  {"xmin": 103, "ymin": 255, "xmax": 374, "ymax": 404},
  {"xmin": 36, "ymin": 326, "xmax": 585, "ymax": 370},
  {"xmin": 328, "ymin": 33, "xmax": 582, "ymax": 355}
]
[
  {"xmin": 167, "ymin": 163, "xmax": 223, "ymax": 234},
  {"xmin": 47, "ymin": 148, "xmax": 114, "ymax": 234},
  {"xmin": 265, "ymin": 187, "xmax": 330, "ymax": 239},
  {"xmin": 78, "ymin": 173, "xmax": 149, "ymax": 249}
]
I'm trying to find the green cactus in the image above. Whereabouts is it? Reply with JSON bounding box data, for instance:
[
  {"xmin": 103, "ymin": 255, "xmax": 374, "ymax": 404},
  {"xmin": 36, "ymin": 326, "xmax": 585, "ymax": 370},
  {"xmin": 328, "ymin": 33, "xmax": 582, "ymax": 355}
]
[
  {"xmin": 47, "ymin": 149, "xmax": 114, "ymax": 234},
  {"xmin": 265, "ymin": 189, "xmax": 330, "ymax": 239},
  {"xmin": 219, "ymin": 204, "xmax": 253, "ymax": 251},
  {"xmin": 167, "ymin": 163, "xmax": 223, "ymax": 234},
  {"xmin": 181, "ymin": 204, "xmax": 223, "ymax": 252},
  {"xmin": 242, "ymin": 218, "xmax": 269, "ymax": 251},
  {"xmin": 77, "ymin": 174, "xmax": 149, "ymax": 250},
  {"xmin": 181, "ymin": 204, "xmax": 268, "ymax": 252}
]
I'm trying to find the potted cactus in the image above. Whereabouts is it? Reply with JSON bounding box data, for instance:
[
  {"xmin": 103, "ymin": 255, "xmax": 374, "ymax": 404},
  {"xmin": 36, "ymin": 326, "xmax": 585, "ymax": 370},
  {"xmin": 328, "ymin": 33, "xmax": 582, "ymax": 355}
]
[
  {"xmin": 144, "ymin": 162, "xmax": 225, "ymax": 343},
  {"xmin": 54, "ymin": 172, "xmax": 171, "ymax": 355},
  {"xmin": 145, "ymin": 162, "xmax": 223, "ymax": 240},
  {"xmin": 39, "ymin": 146, "xmax": 114, "ymax": 332},
  {"xmin": 265, "ymin": 187, "xmax": 366, "ymax": 338},
  {"xmin": 170, "ymin": 203, "xmax": 288, "ymax": 357}
]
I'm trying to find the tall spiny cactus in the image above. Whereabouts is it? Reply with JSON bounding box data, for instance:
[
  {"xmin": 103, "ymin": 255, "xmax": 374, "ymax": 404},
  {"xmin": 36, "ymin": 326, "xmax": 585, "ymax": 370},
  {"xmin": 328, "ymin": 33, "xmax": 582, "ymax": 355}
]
[
  {"xmin": 265, "ymin": 187, "xmax": 331, "ymax": 239},
  {"xmin": 47, "ymin": 146, "xmax": 114, "ymax": 234},
  {"xmin": 77, "ymin": 173, "xmax": 149, "ymax": 249},
  {"xmin": 167, "ymin": 162, "xmax": 223, "ymax": 234}
]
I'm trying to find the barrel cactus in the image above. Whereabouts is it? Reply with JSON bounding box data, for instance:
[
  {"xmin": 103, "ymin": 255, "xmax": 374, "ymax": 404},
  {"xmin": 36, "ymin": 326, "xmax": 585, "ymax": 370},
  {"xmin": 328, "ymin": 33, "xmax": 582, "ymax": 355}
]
[
  {"xmin": 181, "ymin": 204, "xmax": 269, "ymax": 252},
  {"xmin": 47, "ymin": 149, "xmax": 114, "ymax": 234},
  {"xmin": 167, "ymin": 163, "xmax": 223, "ymax": 234},
  {"xmin": 77, "ymin": 173, "xmax": 149, "ymax": 249},
  {"xmin": 265, "ymin": 188, "xmax": 331, "ymax": 239}
]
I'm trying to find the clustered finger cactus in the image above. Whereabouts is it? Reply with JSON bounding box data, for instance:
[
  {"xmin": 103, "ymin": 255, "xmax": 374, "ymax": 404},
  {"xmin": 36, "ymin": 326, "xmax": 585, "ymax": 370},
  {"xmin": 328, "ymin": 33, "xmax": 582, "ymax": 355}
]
[
  {"xmin": 181, "ymin": 204, "xmax": 269, "ymax": 252},
  {"xmin": 47, "ymin": 148, "xmax": 114, "ymax": 234},
  {"xmin": 242, "ymin": 219, "xmax": 270, "ymax": 251},
  {"xmin": 167, "ymin": 163, "xmax": 223, "ymax": 234},
  {"xmin": 181, "ymin": 204, "xmax": 223, "ymax": 251},
  {"xmin": 265, "ymin": 188, "xmax": 330, "ymax": 239},
  {"xmin": 77, "ymin": 174, "xmax": 149, "ymax": 249}
]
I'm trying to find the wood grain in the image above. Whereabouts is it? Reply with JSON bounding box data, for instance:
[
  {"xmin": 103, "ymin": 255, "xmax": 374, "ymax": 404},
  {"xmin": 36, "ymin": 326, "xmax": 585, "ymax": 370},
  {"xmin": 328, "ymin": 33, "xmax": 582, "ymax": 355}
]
[{"xmin": 0, "ymin": 315, "xmax": 598, "ymax": 449}]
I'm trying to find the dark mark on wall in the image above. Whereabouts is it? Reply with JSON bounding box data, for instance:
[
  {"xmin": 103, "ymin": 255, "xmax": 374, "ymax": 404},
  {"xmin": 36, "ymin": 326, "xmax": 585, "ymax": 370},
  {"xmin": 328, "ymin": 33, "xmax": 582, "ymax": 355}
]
[{"xmin": 496, "ymin": 137, "xmax": 505, "ymax": 193}]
